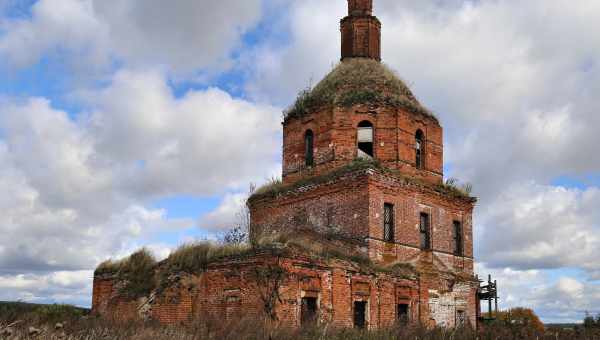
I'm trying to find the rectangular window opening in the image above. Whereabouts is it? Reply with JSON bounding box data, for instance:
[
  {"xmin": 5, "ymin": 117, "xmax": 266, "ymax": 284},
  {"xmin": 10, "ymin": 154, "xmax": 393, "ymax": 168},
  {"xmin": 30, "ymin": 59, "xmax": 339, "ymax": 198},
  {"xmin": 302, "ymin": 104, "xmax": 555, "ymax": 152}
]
[
  {"xmin": 397, "ymin": 304, "xmax": 409, "ymax": 324},
  {"xmin": 420, "ymin": 213, "xmax": 431, "ymax": 250},
  {"xmin": 301, "ymin": 297, "xmax": 318, "ymax": 326},
  {"xmin": 453, "ymin": 221, "xmax": 464, "ymax": 256},
  {"xmin": 353, "ymin": 301, "xmax": 367, "ymax": 329},
  {"xmin": 383, "ymin": 203, "xmax": 395, "ymax": 242},
  {"xmin": 456, "ymin": 310, "xmax": 466, "ymax": 327}
]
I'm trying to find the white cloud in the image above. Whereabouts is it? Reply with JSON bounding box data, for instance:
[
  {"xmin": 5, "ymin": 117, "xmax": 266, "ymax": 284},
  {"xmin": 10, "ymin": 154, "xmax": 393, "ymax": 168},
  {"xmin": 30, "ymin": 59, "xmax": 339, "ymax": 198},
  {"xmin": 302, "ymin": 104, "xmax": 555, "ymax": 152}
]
[
  {"xmin": 477, "ymin": 182, "xmax": 600, "ymax": 278},
  {"xmin": 92, "ymin": 0, "xmax": 261, "ymax": 74},
  {"xmin": 84, "ymin": 69, "xmax": 282, "ymax": 197},
  {"xmin": 0, "ymin": 68, "xmax": 280, "ymax": 278},
  {"xmin": 477, "ymin": 263, "xmax": 600, "ymax": 323},
  {"xmin": 0, "ymin": 271, "xmax": 92, "ymax": 306},
  {"xmin": 243, "ymin": 0, "xmax": 345, "ymax": 105},
  {"xmin": 0, "ymin": 0, "xmax": 110, "ymax": 70},
  {"xmin": 0, "ymin": 0, "xmax": 262, "ymax": 75},
  {"xmin": 198, "ymin": 192, "xmax": 247, "ymax": 232}
]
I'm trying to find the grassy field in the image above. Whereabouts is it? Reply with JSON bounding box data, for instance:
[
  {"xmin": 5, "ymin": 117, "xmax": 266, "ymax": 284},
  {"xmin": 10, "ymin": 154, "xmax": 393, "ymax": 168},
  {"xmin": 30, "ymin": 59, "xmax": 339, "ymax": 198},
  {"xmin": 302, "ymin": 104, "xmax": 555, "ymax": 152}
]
[{"xmin": 0, "ymin": 301, "xmax": 597, "ymax": 339}]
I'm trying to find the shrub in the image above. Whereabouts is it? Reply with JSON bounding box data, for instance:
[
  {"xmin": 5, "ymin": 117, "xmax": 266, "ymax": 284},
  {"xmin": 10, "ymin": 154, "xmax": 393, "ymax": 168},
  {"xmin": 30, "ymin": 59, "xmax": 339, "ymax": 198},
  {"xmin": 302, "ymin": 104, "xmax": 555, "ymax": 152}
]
[{"xmin": 0, "ymin": 301, "xmax": 87, "ymax": 324}]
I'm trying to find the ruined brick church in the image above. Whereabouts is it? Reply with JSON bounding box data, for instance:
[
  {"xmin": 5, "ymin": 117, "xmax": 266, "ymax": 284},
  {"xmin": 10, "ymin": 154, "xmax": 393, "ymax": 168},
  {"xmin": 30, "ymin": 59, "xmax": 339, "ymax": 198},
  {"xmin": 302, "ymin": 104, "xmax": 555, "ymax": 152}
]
[{"xmin": 93, "ymin": 0, "xmax": 478, "ymax": 329}]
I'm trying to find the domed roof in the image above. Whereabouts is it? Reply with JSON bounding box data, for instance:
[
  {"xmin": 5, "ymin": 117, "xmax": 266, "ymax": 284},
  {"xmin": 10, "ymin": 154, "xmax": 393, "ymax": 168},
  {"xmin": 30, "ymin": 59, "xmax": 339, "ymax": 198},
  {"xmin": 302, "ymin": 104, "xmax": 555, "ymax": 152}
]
[{"xmin": 284, "ymin": 58, "xmax": 436, "ymax": 122}]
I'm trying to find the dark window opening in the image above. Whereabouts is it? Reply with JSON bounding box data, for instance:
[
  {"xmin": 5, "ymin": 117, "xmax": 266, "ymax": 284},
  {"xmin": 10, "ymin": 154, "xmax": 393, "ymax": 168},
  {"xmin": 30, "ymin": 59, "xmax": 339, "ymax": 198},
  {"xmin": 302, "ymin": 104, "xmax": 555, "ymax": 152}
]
[
  {"xmin": 453, "ymin": 221, "xmax": 464, "ymax": 256},
  {"xmin": 301, "ymin": 297, "xmax": 318, "ymax": 326},
  {"xmin": 383, "ymin": 203, "xmax": 395, "ymax": 242},
  {"xmin": 357, "ymin": 121, "xmax": 374, "ymax": 159},
  {"xmin": 456, "ymin": 310, "xmax": 466, "ymax": 327},
  {"xmin": 305, "ymin": 130, "xmax": 314, "ymax": 167},
  {"xmin": 397, "ymin": 304, "xmax": 409, "ymax": 324},
  {"xmin": 420, "ymin": 213, "xmax": 431, "ymax": 250},
  {"xmin": 354, "ymin": 301, "xmax": 367, "ymax": 329},
  {"xmin": 415, "ymin": 129, "xmax": 424, "ymax": 169}
]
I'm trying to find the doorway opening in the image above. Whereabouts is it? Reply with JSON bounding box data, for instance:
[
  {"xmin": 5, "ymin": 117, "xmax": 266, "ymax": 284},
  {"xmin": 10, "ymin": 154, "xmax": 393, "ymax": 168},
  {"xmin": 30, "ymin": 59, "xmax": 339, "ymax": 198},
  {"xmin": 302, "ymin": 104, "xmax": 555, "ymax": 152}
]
[
  {"xmin": 301, "ymin": 297, "xmax": 318, "ymax": 326},
  {"xmin": 354, "ymin": 301, "xmax": 367, "ymax": 329},
  {"xmin": 397, "ymin": 304, "xmax": 409, "ymax": 324}
]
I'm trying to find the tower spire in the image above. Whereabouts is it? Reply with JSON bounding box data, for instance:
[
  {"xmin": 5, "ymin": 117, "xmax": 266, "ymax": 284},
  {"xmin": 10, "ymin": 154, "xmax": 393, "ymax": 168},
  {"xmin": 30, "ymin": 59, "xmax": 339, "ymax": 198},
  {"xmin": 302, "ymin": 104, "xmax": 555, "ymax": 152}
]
[{"xmin": 341, "ymin": 0, "xmax": 381, "ymax": 61}]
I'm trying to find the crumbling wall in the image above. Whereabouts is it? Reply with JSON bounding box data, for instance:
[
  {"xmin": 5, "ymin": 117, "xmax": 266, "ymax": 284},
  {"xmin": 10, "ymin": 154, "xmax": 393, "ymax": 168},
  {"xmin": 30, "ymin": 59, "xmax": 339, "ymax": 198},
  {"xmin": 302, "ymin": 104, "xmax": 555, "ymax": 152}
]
[
  {"xmin": 93, "ymin": 253, "xmax": 427, "ymax": 329},
  {"xmin": 249, "ymin": 170, "xmax": 371, "ymax": 244},
  {"xmin": 427, "ymin": 282, "xmax": 474, "ymax": 328},
  {"xmin": 283, "ymin": 105, "xmax": 443, "ymax": 185}
]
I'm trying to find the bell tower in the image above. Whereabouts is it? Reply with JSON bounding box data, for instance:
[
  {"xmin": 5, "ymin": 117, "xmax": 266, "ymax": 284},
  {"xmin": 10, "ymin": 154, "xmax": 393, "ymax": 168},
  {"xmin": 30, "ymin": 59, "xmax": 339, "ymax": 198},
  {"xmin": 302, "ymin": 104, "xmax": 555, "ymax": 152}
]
[{"xmin": 341, "ymin": 0, "xmax": 381, "ymax": 61}]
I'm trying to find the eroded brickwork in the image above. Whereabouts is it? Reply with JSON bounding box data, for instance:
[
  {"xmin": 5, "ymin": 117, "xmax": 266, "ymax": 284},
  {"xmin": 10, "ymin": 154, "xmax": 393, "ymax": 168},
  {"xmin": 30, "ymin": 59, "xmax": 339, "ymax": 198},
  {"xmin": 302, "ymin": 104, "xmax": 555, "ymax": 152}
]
[
  {"xmin": 342, "ymin": 0, "xmax": 381, "ymax": 61},
  {"xmin": 93, "ymin": 253, "xmax": 476, "ymax": 328},
  {"xmin": 282, "ymin": 106, "xmax": 443, "ymax": 185},
  {"xmin": 92, "ymin": 0, "xmax": 479, "ymax": 330},
  {"xmin": 250, "ymin": 168, "xmax": 474, "ymax": 273}
]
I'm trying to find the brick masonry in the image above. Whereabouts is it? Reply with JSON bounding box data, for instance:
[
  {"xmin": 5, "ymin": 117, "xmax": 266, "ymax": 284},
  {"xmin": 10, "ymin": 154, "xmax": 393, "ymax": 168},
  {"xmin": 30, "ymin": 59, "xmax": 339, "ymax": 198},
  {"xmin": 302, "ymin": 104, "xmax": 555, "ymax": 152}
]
[
  {"xmin": 282, "ymin": 105, "xmax": 443, "ymax": 186},
  {"xmin": 92, "ymin": 252, "xmax": 477, "ymax": 329},
  {"xmin": 92, "ymin": 0, "xmax": 479, "ymax": 330}
]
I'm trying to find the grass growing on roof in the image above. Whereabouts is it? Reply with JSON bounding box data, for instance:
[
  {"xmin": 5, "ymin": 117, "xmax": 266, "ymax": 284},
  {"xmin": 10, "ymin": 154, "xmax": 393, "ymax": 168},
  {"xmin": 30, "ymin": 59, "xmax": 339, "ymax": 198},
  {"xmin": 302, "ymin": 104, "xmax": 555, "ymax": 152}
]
[
  {"xmin": 284, "ymin": 58, "xmax": 435, "ymax": 121},
  {"xmin": 94, "ymin": 248, "xmax": 157, "ymax": 299},
  {"xmin": 250, "ymin": 158, "xmax": 379, "ymax": 201},
  {"xmin": 250, "ymin": 158, "xmax": 476, "ymax": 202},
  {"xmin": 163, "ymin": 242, "xmax": 252, "ymax": 274}
]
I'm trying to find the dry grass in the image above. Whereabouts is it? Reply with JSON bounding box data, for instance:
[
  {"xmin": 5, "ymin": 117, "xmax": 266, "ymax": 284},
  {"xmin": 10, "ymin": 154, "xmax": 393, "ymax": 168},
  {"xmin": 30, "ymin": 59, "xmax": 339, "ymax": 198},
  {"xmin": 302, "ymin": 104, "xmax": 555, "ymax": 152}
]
[
  {"xmin": 164, "ymin": 242, "xmax": 252, "ymax": 274},
  {"xmin": 249, "ymin": 158, "xmax": 475, "ymax": 203},
  {"xmin": 252, "ymin": 177, "xmax": 284, "ymax": 197},
  {"xmin": 94, "ymin": 249, "xmax": 157, "ymax": 299},
  {"xmin": 0, "ymin": 309, "xmax": 597, "ymax": 340},
  {"xmin": 284, "ymin": 58, "xmax": 435, "ymax": 122},
  {"xmin": 250, "ymin": 158, "xmax": 379, "ymax": 201}
]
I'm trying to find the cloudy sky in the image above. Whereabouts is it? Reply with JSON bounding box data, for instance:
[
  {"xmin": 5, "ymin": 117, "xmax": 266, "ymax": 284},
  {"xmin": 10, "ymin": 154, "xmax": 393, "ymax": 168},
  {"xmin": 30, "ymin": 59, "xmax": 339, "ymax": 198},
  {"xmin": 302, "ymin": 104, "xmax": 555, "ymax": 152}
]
[{"xmin": 1, "ymin": 0, "xmax": 599, "ymax": 324}]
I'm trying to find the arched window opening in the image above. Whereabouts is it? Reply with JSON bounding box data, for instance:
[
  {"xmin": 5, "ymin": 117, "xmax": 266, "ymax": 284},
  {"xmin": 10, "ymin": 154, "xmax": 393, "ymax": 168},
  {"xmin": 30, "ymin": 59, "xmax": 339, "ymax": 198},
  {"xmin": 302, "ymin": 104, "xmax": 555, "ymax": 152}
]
[
  {"xmin": 357, "ymin": 121, "xmax": 374, "ymax": 159},
  {"xmin": 415, "ymin": 129, "xmax": 424, "ymax": 169},
  {"xmin": 305, "ymin": 130, "xmax": 314, "ymax": 167}
]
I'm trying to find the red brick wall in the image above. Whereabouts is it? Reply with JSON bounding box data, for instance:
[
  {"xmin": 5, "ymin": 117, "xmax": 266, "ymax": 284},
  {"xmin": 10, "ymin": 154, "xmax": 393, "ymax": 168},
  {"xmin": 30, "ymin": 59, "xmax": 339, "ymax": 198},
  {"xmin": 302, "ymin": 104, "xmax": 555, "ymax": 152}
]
[
  {"xmin": 93, "ymin": 253, "xmax": 477, "ymax": 329},
  {"xmin": 282, "ymin": 105, "xmax": 443, "ymax": 185},
  {"xmin": 91, "ymin": 277, "xmax": 113, "ymax": 314},
  {"xmin": 251, "ymin": 168, "xmax": 474, "ymax": 275},
  {"xmin": 348, "ymin": 0, "xmax": 373, "ymax": 16},
  {"xmin": 367, "ymin": 171, "xmax": 475, "ymax": 271},
  {"xmin": 342, "ymin": 0, "xmax": 380, "ymax": 61},
  {"xmin": 250, "ymin": 170, "xmax": 371, "ymax": 243}
]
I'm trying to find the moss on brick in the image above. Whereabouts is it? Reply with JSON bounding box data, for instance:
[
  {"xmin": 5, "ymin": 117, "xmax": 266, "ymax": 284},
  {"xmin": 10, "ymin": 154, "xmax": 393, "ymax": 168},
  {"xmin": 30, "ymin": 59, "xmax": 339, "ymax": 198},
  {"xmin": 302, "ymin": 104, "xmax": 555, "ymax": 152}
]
[
  {"xmin": 249, "ymin": 158, "xmax": 476, "ymax": 203},
  {"xmin": 250, "ymin": 158, "xmax": 377, "ymax": 202},
  {"xmin": 283, "ymin": 59, "xmax": 436, "ymax": 122}
]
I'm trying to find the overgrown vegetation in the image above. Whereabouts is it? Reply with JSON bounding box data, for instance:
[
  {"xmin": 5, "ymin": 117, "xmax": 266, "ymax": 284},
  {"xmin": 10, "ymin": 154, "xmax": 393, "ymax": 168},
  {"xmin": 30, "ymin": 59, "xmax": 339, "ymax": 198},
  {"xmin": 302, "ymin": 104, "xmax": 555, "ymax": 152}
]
[
  {"xmin": 250, "ymin": 158, "xmax": 475, "ymax": 202},
  {"xmin": 94, "ymin": 249, "xmax": 157, "ymax": 299},
  {"xmin": 0, "ymin": 302, "xmax": 88, "ymax": 325},
  {"xmin": 584, "ymin": 312, "xmax": 600, "ymax": 329},
  {"xmin": 284, "ymin": 58, "xmax": 435, "ymax": 122},
  {"xmin": 252, "ymin": 177, "xmax": 284, "ymax": 198},
  {"xmin": 251, "ymin": 265, "xmax": 287, "ymax": 321},
  {"xmin": 443, "ymin": 178, "xmax": 474, "ymax": 197},
  {"xmin": 250, "ymin": 158, "xmax": 379, "ymax": 201},
  {"xmin": 94, "ymin": 228, "xmax": 421, "ymax": 304},
  {"xmin": 163, "ymin": 242, "xmax": 252, "ymax": 275},
  {"xmin": 1, "ymin": 308, "xmax": 599, "ymax": 340}
]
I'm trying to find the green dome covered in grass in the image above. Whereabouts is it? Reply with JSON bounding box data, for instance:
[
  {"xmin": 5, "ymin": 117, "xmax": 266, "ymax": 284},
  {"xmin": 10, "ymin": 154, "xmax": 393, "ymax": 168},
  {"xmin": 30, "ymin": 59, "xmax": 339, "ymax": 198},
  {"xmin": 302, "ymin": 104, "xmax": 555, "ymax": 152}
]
[{"xmin": 284, "ymin": 58, "xmax": 435, "ymax": 122}]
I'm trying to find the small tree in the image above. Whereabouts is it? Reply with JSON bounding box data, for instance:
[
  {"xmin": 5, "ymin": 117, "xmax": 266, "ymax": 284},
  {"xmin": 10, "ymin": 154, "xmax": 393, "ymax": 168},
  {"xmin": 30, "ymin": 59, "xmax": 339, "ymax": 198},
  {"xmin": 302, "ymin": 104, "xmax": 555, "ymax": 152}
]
[
  {"xmin": 584, "ymin": 312, "xmax": 600, "ymax": 329},
  {"xmin": 221, "ymin": 184, "xmax": 256, "ymax": 245},
  {"xmin": 252, "ymin": 264, "xmax": 287, "ymax": 321}
]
